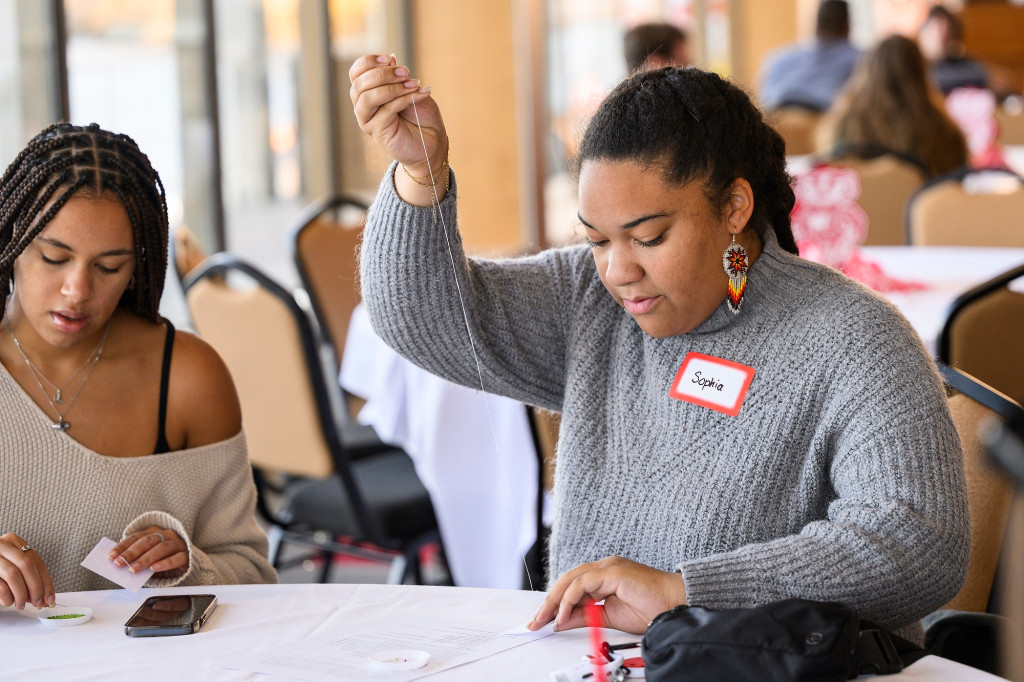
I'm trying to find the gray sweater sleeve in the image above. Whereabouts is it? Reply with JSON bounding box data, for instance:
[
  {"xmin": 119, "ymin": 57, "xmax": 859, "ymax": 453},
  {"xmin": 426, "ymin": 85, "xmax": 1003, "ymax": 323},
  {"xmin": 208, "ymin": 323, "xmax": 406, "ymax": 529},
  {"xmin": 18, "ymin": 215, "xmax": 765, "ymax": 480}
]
[{"xmin": 361, "ymin": 164, "xmax": 585, "ymax": 411}]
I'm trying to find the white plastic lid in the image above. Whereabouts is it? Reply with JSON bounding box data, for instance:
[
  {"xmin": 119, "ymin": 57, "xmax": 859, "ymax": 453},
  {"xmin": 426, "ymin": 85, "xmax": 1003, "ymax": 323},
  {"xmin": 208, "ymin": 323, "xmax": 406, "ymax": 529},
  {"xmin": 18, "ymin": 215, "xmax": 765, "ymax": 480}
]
[{"xmin": 38, "ymin": 605, "xmax": 93, "ymax": 627}]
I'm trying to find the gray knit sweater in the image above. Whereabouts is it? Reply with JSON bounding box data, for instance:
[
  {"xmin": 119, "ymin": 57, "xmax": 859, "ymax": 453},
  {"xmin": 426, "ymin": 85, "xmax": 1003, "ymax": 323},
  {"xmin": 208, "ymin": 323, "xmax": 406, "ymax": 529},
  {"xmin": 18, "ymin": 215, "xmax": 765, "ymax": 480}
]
[
  {"xmin": 0, "ymin": 364, "xmax": 277, "ymax": 592},
  {"xmin": 361, "ymin": 165, "xmax": 969, "ymax": 632}
]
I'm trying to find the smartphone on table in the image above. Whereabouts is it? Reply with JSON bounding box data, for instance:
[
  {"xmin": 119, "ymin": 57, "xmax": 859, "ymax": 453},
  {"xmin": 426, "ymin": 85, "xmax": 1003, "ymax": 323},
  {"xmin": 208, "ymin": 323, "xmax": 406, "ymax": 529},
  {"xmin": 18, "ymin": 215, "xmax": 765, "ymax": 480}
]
[{"xmin": 124, "ymin": 594, "xmax": 218, "ymax": 637}]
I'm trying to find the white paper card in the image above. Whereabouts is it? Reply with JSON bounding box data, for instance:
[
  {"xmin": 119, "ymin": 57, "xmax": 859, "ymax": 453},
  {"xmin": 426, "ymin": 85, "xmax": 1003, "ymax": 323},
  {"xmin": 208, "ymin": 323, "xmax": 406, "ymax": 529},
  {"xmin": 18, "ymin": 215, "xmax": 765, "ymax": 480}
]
[
  {"xmin": 502, "ymin": 621, "xmax": 555, "ymax": 637},
  {"xmin": 220, "ymin": 614, "xmax": 556, "ymax": 682},
  {"xmin": 80, "ymin": 537, "xmax": 152, "ymax": 591}
]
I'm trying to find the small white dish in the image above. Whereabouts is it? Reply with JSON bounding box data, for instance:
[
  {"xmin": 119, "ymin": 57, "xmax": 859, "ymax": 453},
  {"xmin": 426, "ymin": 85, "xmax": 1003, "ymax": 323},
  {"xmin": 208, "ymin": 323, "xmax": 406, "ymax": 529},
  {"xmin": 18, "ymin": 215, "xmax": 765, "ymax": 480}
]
[
  {"xmin": 38, "ymin": 605, "xmax": 93, "ymax": 627},
  {"xmin": 368, "ymin": 649, "xmax": 430, "ymax": 672}
]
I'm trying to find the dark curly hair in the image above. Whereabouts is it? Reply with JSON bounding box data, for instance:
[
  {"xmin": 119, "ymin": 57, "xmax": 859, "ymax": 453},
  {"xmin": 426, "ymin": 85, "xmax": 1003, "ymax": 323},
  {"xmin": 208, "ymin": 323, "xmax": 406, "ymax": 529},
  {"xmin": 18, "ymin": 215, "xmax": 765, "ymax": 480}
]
[
  {"xmin": 575, "ymin": 67, "xmax": 798, "ymax": 254},
  {"xmin": 0, "ymin": 122, "xmax": 169, "ymax": 321}
]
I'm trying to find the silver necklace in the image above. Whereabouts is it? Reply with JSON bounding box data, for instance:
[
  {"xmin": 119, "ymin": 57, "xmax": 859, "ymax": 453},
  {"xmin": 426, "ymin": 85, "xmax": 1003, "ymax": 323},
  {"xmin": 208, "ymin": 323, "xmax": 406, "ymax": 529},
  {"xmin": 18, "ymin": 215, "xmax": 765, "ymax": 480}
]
[
  {"xmin": 4, "ymin": 317, "xmax": 112, "ymax": 431},
  {"xmin": 13, "ymin": 325, "xmax": 103, "ymax": 404}
]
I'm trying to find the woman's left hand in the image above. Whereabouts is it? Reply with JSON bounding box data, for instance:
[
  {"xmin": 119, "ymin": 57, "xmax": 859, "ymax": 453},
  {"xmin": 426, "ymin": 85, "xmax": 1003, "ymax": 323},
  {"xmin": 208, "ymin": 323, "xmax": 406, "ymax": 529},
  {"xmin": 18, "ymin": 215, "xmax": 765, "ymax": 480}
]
[
  {"xmin": 526, "ymin": 556, "xmax": 687, "ymax": 634},
  {"xmin": 109, "ymin": 526, "xmax": 188, "ymax": 578}
]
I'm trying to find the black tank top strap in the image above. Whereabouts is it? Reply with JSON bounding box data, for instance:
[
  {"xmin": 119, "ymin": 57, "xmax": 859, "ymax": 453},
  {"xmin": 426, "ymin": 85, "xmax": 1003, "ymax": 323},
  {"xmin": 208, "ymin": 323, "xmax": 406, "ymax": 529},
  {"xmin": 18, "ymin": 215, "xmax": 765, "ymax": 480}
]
[{"xmin": 153, "ymin": 319, "xmax": 175, "ymax": 455}]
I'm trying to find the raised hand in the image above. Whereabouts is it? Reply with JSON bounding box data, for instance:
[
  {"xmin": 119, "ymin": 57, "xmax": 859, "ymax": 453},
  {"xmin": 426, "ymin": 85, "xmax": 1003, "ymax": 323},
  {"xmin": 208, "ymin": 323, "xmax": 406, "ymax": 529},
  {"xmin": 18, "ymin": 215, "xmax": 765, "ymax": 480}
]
[{"xmin": 349, "ymin": 54, "xmax": 449, "ymax": 206}]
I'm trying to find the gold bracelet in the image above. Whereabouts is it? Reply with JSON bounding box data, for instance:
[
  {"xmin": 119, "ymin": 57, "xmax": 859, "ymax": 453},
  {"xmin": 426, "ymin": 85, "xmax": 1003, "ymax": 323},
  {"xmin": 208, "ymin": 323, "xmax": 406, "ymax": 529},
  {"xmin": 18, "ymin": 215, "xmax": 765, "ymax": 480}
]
[
  {"xmin": 428, "ymin": 161, "xmax": 451, "ymax": 224},
  {"xmin": 401, "ymin": 146, "xmax": 449, "ymax": 186}
]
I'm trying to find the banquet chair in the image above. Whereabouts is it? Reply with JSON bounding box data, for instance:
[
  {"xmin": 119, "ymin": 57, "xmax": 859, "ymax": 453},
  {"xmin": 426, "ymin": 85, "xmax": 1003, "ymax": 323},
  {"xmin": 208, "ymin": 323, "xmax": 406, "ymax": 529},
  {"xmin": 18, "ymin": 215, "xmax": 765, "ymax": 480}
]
[
  {"xmin": 924, "ymin": 365, "xmax": 1024, "ymax": 673},
  {"xmin": 290, "ymin": 194, "xmax": 396, "ymax": 449},
  {"xmin": 291, "ymin": 194, "xmax": 369, "ymax": 369},
  {"xmin": 936, "ymin": 364, "xmax": 1023, "ymax": 613},
  {"xmin": 171, "ymin": 224, "xmax": 209, "ymax": 287},
  {"xmin": 524, "ymin": 406, "xmax": 559, "ymax": 588},
  {"xmin": 183, "ymin": 253, "xmax": 446, "ymax": 585},
  {"xmin": 994, "ymin": 99, "xmax": 1024, "ymax": 147},
  {"xmin": 906, "ymin": 168, "xmax": 1024, "ymax": 247},
  {"xmin": 766, "ymin": 104, "xmax": 824, "ymax": 157},
  {"xmin": 822, "ymin": 145, "xmax": 928, "ymax": 246},
  {"xmin": 983, "ymin": 422, "xmax": 1024, "ymax": 680},
  {"xmin": 938, "ymin": 263, "xmax": 1024, "ymax": 405}
]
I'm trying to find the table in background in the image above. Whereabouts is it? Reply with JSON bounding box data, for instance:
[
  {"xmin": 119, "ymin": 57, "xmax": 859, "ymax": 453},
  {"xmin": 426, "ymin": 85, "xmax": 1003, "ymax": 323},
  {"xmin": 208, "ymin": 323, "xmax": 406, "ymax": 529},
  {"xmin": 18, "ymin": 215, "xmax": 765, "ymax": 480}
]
[
  {"xmin": 3, "ymin": 583, "xmax": 1006, "ymax": 681},
  {"xmin": 339, "ymin": 304, "xmax": 548, "ymax": 590},
  {"xmin": 861, "ymin": 246, "xmax": 1024, "ymax": 354}
]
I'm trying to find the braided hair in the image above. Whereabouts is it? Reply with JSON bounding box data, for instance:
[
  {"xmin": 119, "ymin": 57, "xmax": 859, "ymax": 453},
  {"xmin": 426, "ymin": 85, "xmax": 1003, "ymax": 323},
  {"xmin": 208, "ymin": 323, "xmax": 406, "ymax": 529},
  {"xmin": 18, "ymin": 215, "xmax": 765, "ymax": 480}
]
[
  {"xmin": 575, "ymin": 67, "xmax": 798, "ymax": 254},
  {"xmin": 0, "ymin": 122, "xmax": 169, "ymax": 321}
]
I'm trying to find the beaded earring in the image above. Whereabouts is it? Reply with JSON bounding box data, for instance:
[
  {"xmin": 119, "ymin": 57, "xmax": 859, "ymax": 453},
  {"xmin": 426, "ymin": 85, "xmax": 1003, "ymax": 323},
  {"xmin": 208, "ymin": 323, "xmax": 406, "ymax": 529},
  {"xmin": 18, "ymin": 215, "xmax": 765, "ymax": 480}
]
[{"xmin": 722, "ymin": 234, "xmax": 748, "ymax": 314}]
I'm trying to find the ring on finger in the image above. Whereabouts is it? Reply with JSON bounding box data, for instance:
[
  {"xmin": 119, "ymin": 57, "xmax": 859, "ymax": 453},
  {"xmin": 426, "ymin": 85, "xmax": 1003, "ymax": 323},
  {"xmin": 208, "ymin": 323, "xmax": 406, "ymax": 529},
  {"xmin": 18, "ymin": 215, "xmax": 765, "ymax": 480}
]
[
  {"xmin": 18, "ymin": 544, "xmax": 33, "ymax": 553},
  {"xmin": 152, "ymin": 532, "xmax": 165, "ymax": 544}
]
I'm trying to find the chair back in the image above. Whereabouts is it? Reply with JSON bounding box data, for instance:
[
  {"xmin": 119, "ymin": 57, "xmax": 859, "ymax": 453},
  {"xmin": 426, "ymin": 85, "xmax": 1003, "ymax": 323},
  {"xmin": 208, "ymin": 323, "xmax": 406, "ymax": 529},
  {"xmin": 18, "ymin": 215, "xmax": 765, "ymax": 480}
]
[
  {"xmin": 171, "ymin": 224, "xmax": 209, "ymax": 287},
  {"xmin": 980, "ymin": 417, "xmax": 1024, "ymax": 680},
  {"xmin": 939, "ymin": 264, "xmax": 1024, "ymax": 405},
  {"xmin": 906, "ymin": 169, "xmax": 1024, "ymax": 247},
  {"xmin": 825, "ymin": 150, "xmax": 927, "ymax": 246},
  {"xmin": 938, "ymin": 364, "xmax": 1023, "ymax": 612},
  {"xmin": 183, "ymin": 255, "xmax": 339, "ymax": 479},
  {"xmin": 995, "ymin": 100, "xmax": 1024, "ymax": 147},
  {"xmin": 767, "ymin": 106, "xmax": 824, "ymax": 157},
  {"xmin": 292, "ymin": 195, "xmax": 369, "ymax": 365}
]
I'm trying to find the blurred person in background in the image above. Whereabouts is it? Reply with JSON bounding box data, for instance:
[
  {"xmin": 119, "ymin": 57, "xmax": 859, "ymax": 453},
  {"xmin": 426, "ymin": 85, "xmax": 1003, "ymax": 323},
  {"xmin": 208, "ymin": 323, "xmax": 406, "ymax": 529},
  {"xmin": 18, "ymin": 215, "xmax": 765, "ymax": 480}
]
[
  {"xmin": 918, "ymin": 5, "xmax": 995, "ymax": 97},
  {"xmin": 759, "ymin": 0, "xmax": 861, "ymax": 112},
  {"xmin": 624, "ymin": 22, "xmax": 690, "ymax": 75},
  {"xmin": 817, "ymin": 34, "xmax": 968, "ymax": 178}
]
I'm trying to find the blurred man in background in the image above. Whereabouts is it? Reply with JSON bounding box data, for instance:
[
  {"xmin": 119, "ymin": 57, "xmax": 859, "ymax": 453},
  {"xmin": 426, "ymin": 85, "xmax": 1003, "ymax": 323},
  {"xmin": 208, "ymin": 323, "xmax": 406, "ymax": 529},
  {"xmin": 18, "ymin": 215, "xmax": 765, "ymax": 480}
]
[
  {"xmin": 624, "ymin": 22, "xmax": 690, "ymax": 75},
  {"xmin": 759, "ymin": 0, "xmax": 861, "ymax": 111}
]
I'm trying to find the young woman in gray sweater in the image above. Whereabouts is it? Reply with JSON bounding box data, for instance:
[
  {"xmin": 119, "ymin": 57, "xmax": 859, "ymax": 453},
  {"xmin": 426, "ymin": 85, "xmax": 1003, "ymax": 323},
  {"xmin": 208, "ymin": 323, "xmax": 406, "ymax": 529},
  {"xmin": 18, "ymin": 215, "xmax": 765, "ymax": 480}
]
[{"xmin": 349, "ymin": 58, "xmax": 968, "ymax": 640}]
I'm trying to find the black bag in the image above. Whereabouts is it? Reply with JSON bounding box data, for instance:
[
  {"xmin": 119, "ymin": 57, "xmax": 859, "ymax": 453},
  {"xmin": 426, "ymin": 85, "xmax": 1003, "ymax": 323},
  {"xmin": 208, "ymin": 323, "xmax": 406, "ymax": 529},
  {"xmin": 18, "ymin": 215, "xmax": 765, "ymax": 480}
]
[{"xmin": 641, "ymin": 598, "xmax": 924, "ymax": 682}]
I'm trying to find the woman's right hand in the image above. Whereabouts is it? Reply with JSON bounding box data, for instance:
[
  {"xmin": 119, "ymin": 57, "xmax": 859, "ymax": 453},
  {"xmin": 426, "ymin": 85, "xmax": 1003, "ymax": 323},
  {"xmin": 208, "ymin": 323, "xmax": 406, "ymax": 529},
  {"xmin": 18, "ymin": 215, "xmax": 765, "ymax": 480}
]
[
  {"xmin": 0, "ymin": 533, "xmax": 55, "ymax": 610},
  {"xmin": 348, "ymin": 54, "xmax": 449, "ymax": 205}
]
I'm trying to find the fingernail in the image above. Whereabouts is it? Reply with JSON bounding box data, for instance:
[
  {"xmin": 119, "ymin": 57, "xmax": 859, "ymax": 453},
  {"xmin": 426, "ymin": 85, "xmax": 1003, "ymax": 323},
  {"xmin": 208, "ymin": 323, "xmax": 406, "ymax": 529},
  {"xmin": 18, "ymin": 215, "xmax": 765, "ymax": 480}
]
[
  {"xmin": 47, "ymin": 595, "xmax": 55, "ymax": 607},
  {"xmin": 419, "ymin": 86, "xmax": 432, "ymax": 94},
  {"xmin": 403, "ymin": 79, "xmax": 418, "ymax": 89},
  {"xmin": 114, "ymin": 556, "xmax": 126, "ymax": 567},
  {"xmin": 376, "ymin": 55, "xmax": 388, "ymax": 63},
  {"xmin": 128, "ymin": 564, "xmax": 137, "ymax": 574},
  {"xmin": 552, "ymin": 623, "xmax": 559, "ymax": 633},
  {"xmin": 395, "ymin": 66, "xmax": 409, "ymax": 78}
]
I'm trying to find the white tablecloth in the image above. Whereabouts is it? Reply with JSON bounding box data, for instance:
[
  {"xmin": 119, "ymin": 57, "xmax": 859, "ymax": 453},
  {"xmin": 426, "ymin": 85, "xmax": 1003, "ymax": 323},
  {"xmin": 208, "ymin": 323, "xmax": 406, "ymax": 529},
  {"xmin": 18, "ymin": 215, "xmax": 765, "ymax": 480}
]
[
  {"xmin": 339, "ymin": 304, "xmax": 547, "ymax": 590},
  {"xmin": 2, "ymin": 583, "xmax": 1006, "ymax": 681},
  {"xmin": 861, "ymin": 246, "xmax": 1024, "ymax": 354}
]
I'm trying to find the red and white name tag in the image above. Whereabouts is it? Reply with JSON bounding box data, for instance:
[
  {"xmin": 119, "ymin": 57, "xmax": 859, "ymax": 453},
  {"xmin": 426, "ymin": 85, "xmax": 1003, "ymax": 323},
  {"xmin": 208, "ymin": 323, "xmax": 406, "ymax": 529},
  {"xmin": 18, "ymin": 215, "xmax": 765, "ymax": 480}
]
[{"xmin": 669, "ymin": 352, "xmax": 755, "ymax": 417}]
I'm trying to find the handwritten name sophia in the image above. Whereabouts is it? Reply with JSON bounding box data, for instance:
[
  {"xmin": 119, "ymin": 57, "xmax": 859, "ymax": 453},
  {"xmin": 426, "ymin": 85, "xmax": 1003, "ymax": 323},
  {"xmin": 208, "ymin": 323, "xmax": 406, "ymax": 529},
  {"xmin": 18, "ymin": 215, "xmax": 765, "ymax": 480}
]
[{"xmin": 691, "ymin": 371, "xmax": 724, "ymax": 392}]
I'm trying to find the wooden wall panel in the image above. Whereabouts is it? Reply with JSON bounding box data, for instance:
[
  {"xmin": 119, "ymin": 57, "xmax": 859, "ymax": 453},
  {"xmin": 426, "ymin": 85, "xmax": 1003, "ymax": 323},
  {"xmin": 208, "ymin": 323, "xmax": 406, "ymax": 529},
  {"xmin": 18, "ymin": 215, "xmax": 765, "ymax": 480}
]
[
  {"xmin": 411, "ymin": 1, "xmax": 523, "ymax": 256},
  {"xmin": 962, "ymin": 3, "xmax": 1024, "ymax": 94}
]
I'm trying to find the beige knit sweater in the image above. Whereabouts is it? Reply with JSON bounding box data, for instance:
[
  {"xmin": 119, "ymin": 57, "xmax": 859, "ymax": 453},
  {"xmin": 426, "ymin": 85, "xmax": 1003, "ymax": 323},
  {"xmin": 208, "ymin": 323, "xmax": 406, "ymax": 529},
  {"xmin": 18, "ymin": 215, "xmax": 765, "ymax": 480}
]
[{"xmin": 0, "ymin": 364, "xmax": 277, "ymax": 592}]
